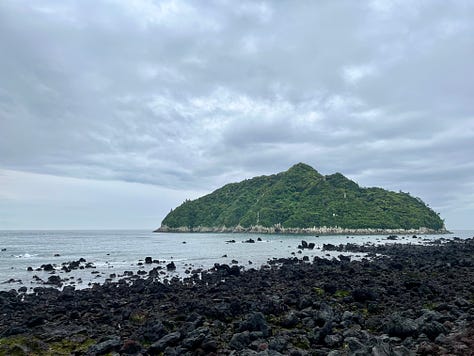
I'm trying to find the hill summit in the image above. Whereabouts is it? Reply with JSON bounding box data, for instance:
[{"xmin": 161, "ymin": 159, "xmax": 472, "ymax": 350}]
[{"xmin": 157, "ymin": 163, "xmax": 446, "ymax": 234}]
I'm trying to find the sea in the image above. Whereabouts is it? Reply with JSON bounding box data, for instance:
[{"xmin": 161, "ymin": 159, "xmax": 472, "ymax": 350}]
[{"xmin": 0, "ymin": 230, "xmax": 472, "ymax": 292}]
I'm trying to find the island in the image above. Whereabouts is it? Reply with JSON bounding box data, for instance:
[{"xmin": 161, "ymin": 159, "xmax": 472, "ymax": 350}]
[{"xmin": 156, "ymin": 163, "xmax": 447, "ymax": 234}]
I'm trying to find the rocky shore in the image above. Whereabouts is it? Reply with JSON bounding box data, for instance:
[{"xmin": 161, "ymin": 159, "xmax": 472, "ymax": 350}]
[
  {"xmin": 155, "ymin": 225, "xmax": 449, "ymax": 235},
  {"xmin": 1, "ymin": 238, "xmax": 473, "ymax": 355}
]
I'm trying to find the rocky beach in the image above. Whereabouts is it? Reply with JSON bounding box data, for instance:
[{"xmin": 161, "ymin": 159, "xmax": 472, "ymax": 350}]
[{"xmin": 0, "ymin": 237, "xmax": 473, "ymax": 355}]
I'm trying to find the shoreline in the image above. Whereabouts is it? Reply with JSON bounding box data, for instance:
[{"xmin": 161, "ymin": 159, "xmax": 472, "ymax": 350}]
[
  {"xmin": 0, "ymin": 238, "xmax": 472, "ymax": 355},
  {"xmin": 155, "ymin": 224, "xmax": 450, "ymax": 235}
]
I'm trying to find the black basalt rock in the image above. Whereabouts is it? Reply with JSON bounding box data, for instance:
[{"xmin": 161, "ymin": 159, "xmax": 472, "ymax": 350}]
[
  {"xmin": 166, "ymin": 262, "xmax": 176, "ymax": 271},
  {"xmin": 46, "ymin": 275, "xmax": 62, "ymax": 286},
  {"xmin": 148, "ymin": 331, "xmax": 182, "ymax": 353},
  {"xmin": 88, "ymin": 336, "xmax": 121, "ymax": 355},
  {"xmin": 41, "ymin": 264, "xmax": 54, "ymax": 271},
  {"xmin": 238, "ymin": 312, "xmax": 271, "ymax": 337},
  {"xmin": 352, "ymin": 288, "xmax": 377, "ymax": 303},
  {"xmin": 384, "ymin": 313, "xmax": 418, "ymax": 338}
]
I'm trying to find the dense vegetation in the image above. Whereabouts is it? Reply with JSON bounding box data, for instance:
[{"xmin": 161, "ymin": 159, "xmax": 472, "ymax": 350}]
[{"xmin": 161, "ymin": 163, "xmax": 444, "ymax": 230}]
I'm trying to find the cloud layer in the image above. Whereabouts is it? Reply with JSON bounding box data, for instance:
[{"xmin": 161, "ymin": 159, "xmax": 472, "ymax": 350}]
[{"xmin": 1, "ymin": 0, "xmax": 473, "ymax": 228}]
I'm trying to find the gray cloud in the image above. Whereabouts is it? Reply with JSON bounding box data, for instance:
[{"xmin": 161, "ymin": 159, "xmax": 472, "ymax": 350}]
[{"xmin": 0, "ymin": 0, "xmax": 473, "ymax": 228}]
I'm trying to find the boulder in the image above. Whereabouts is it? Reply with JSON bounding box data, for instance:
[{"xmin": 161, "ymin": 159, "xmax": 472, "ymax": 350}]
[
  {"xmin": 419, "ymin": 321, "xmax": 447, "ymax": 340},
  {"xmin": 352, "ymin": 288, "xmax": 377, "ymax": 302},
  {"xmin": 120, "ymin": 339, "xmax": 142, "ymax": 354},
  {"xmin": 384, "ymin": 313, "xmax": 418, "ymax": 338},
  {"xmin": 148, "ymin": 331, "xmax": 181, "ymax": 353},
  {"xmin": 229, "ymin": 331, "xmax": 251, "ymax": 350},
  {"xmin": 41, "ymin": 264, "xmax": 54, "ymax": 271},
  {"xmin": 238, "ymin": 312, "xmax": 271, "ymax": 337},
  {"xmin": 88, "ymin": 336, "xmax": 121, "ymax": 355},
  {"xmin": 46, "ymin": 275, "xmax": 62, "ymax": 286},
  {"xmin": 280, "ymin": 311, "xmax": 299, "ymax": 328}
]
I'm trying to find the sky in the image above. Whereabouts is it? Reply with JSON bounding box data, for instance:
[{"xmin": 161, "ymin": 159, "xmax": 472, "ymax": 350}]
[{"xmin": 0, "ymin": 0, "xmax": 473, "ymax": 230}]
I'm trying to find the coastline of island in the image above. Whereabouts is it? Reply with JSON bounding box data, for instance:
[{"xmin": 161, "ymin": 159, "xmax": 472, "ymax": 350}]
[{"xmin": 155, "ymin": 224, "xmax": 450, "ymax": 235}]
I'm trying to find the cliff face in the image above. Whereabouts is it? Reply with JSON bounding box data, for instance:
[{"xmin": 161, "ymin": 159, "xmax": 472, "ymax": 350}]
[{"xmin": 157, "ymin": 163, "xmax": 446, "ymax": 233}]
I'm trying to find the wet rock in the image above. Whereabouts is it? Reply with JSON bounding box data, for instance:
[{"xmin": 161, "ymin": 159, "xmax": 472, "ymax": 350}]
[
  {"xmin": 322, "ymin": 243, "xmax": 337, "ymax": 251},
  {"xmin": 454, "ymin": 297, "xmax": 470, "ymax": 308},
  {"xmin": 384, "ymin": 313, "xmax": 418, "ymax": 338},
  {"xmin": 417, "ymin": 341, "xmax": 441, "ymax": 355},
  {"xmin": 229, "ymin": 331, "xmax": 251, "ymax": 350},
  {"xmin": 317, "ymin": 303, "xmax": 334, "ymax": 324},
  {"xmin": 268, "ymin": 336, "xmax": 288, "ymax": 352},
  {"xmin": 298, "ymin": 240, "xmax": 308, "ymax": 249},
  {"xmin": 41, "ymin": 264, "xmax": 54, "ymax": 271},
  {"xmin": 120, "ymin": 339, "xmax": 142, "ymax": 354},
  {"xmin": 26, "ymin": 315, "xmax": 45, "ymax": 327},
  {"xmin": 166, "ymin": 262, "xmax": 176, "ymax": 271},
  {"xmin": 88, "ymin": 336, "xmax": 121, "ymax": 355},
  {"xmin": 148, "ymin": 331, "xmax": 181, "ymax": 353},
  {"xmin": 201, "ymin": 337, "xmax": 218, "ymax": 352},
  {"xmin": 238, "ymin": 312, "xmax": 271, "ymax": 337},
  {"xmin": 352, "ymin": 288, "xmax": 377, "ymax": 302},
  {"xmin": 322, "ymin": 283, "xmax": 338, "ymax": 294},
  {"xmin": 419, "ymin": 321, "xmax": 447, "ymax": 340},
  {"xmin": 230, "ymin": 265, "xmax": 241, "ymax": 276},
  {"xmin": 324, "ymin": 334, "xmax": 343, "ymax": 347},
  {"xmin": 280, "ymin": 311, "xmax": 299, "ymax": 328},
  {"xmin": 145, "ymin": 257, "xmax": 153, "ymax": 264},
  {"xmin": 46, "ymin": 275, "xmax": 62, "ymax": 286},
  {"xmin": 371, "ymin": 341, "xmax": 393, "ymax": 356},
  {"xmin": 344, "ymin": 336, "xmax": 367, "ymax": 352},
  {"xmin": 181, "ymin": 327, "xmax": 208, "ymax": 350},
  {"xmin": 148, "ymin": 267, "xmax": 162, "ymax": 277}
]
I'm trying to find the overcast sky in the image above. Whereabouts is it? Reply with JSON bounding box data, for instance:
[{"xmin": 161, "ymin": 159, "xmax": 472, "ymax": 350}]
[{"xmin": 1, "ymin": 0, "xmax": 473, "ymax": 230}]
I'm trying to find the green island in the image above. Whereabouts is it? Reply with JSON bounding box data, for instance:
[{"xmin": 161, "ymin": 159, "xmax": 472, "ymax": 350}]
[{"xmin": 157, "ymin": 163, "xmax": 447, "ymax": 234}]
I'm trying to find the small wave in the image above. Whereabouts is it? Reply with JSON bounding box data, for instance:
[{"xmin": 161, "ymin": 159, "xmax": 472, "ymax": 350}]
[{"xmin": 15, "ymin": 253, "xmax": 38, "ymax": 258}]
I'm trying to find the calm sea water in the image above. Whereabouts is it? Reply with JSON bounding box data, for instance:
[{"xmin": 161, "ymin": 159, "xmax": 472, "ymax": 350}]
[{"xmin": 0, "ymin": 230, "xmax": 472, "ymax": 291}]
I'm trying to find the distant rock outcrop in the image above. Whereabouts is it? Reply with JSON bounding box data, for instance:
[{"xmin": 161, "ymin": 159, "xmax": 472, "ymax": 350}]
[{"xmin": 156, "ymin": 163, "xmax": 446, "ymax": 234}]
